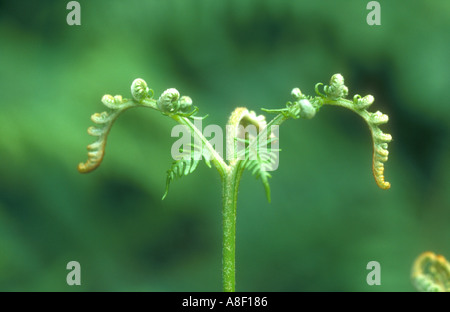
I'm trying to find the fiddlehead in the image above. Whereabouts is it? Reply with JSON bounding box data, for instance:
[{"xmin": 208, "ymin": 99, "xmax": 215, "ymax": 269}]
[
  {"xmin": 412, "ymin": 252, "xmax": 450, "ymax": 292},
  {"xmin": 316, "ymin": 74, "xmax": 392, "ymax": 190},
  {"xmin": 77, "ymin": 94, "xmax": 137, "ymax": 173},
  {"xmin": 262, "ymin": 74, "xmax": 392, "ymax": 190},
  {"xmin": 157, "ymin": 88, "xmax": 198, "ymax": 117},
  {"xmin": 227, "ymin": 108, "xmax": 279, "ymax": 202},
  {"xmin": 131, "ymin": 78, "xmax": 154, "ymax": 102},
  {"xmin": 323, "ymin": 73, "xmax": 348, "ymax": 100}
]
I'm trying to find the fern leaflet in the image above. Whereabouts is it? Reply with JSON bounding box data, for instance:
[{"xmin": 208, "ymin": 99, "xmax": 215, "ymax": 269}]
[
  {"xmin": 162, "ymin": 144, "xmax": 211, "ymax": 200},
  {"xmin": 239, "ymin": 136, "xmax": 280, "ymax": 203}
]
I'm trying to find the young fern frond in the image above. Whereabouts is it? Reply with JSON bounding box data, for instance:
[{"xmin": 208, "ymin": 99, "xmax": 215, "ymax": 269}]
[
  {"xmin": 315, "ymin": 74, "xmax": 392, "ymax": 190},
  {"xmin": 226, "ymin": 107, "xmax": 279, "ymax": 201},
  {"xmin": 226, "ymin": 108, "xmax": 267, "ymax": 165},
  {"xmin": 78, "ymin": 78, "xmax": 213, "ymax": 175},
  {"xmin": 162, "ymin": 144, "xmax": 212, "ymax": 200},
  {"xmin": 261, "ymin": 74, "xmax": 392, "ymax": 190},
  {"xmin": 411, "ymin": 252, "xmax": 450, "ymax": 292},
  {"xmin": 77, "ymin": 95, "xmax": 136, "ymax": 173},
  {"xmin": 78, "ymin": 79, "xmax": 158, "ymax": 173}
]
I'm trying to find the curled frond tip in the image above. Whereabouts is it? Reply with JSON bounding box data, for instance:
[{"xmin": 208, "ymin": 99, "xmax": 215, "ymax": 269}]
[
  {"xmin": 412, "ymin": 251, "xmax": 450, "ymax": 292},
  {"xmin": 78, "ymin": 90, "xmax": 135, "ymax": 174},
  {"xmin": 318, "ymin": 74, "xmax": 393, "ymax": 190}
]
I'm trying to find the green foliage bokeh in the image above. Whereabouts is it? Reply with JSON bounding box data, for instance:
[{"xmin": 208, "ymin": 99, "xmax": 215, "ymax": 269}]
[{"xmin": 0, "ymin": 0, "xmax": 449, "ymax": 291}]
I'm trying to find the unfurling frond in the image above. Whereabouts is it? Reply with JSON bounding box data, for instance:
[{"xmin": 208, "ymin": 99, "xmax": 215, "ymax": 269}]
[
  {"xmin": 78, "ymin": 79, "xmax": 205, "ymax": 174},
  {"xmin": 78, "ymin": 78, "xmax": 160, "ymax": 173},
  {"xmin": 77, "ymin": 95, "xmax": 136, "ymax": 173},
  {"xmin": 315, "ymin": 73, "xmax": 392, "ymax": 189},
  {"xmin": 226, "ymin": 107, "xmax": 279, "ymax": 202},
  {"xmin": 226, "ymin": 107, "xmax": 268, "ymax": 164},
  {"xmin": 353, "ymin": 95, "xmax": 391, "ymax": 189},
  {"xmin": 412, "ymin": 252, "xmax": 450, "ymax": 292}
]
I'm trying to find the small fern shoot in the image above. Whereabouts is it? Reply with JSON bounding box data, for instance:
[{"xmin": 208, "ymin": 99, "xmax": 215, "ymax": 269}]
[{"xmin": 78, "ymin": 74, "xmax": 393, "ymax": 292}]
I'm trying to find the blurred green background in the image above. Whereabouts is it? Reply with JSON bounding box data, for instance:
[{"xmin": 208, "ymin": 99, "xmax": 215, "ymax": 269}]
[{"xmin": 0, "ymin": 0, "xmax": 449, "ymax": 291}]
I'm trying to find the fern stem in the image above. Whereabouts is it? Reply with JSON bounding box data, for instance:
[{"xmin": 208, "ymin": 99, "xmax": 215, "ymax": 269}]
[{"xmin": 222, "ymin": 165, "xmax": 244, "ymax": 292}]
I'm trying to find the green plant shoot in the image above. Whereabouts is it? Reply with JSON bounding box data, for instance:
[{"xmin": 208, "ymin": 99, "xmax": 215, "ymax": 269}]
[{"xmin": 78, "ymin": 74, "xmax": 392, "ymax": 291}]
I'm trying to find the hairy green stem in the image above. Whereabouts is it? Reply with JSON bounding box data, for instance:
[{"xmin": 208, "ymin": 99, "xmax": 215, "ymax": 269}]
[
  {"xmin": 221, "ymin": 111, "xmax": 288, "ymax": 291},
  {"xmin": 222, "ymin": 165, "xmax": 245, "ymax": 292}
]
